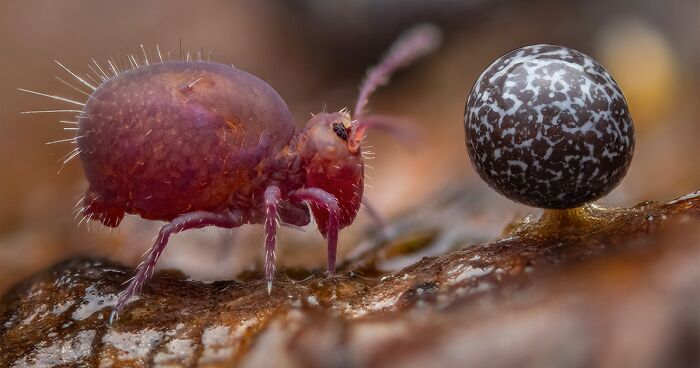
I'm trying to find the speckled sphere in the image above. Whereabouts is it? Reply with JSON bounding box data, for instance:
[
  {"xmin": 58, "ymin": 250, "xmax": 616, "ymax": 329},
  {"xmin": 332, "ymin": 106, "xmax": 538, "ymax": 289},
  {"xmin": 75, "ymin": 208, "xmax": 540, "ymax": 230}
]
[{"xmin": 464, "ymin": 45, "xmax": 635, "ymax": 208}]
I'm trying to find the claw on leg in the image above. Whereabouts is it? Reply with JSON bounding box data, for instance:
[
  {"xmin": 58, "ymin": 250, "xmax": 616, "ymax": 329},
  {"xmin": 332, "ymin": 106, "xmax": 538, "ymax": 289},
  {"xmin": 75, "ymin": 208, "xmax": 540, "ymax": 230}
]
[
  {"xmin": 109, "ymin": 211, "xmax": 242, "ymax": 324},
  {"xmin": 264, "ymin": 185, "xmax": 281, "ymax": 294},
  {"xmin": 290, "ymin": 188, "xmax": 340, "ymax": 273}
]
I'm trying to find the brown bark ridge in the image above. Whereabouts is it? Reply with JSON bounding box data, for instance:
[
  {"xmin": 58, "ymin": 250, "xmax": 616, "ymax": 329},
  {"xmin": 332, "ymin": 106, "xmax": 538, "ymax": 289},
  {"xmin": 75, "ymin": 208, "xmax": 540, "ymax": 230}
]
[{"xmin": 2, "ymin": 187, "xmax": 699, "ymax": 367}]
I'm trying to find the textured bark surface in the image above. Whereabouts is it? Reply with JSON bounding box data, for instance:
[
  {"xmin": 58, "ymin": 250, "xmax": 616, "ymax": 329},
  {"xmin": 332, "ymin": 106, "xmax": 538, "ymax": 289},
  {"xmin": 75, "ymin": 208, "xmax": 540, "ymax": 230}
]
[{"xmin": 1, "ymin": 188, "xmax": 699, "ymax": 367}]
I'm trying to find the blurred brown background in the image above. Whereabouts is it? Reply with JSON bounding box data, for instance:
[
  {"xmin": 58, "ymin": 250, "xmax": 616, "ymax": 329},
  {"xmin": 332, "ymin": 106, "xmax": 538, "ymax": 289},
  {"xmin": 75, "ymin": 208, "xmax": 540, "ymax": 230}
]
[{"xmin": 0, "ymin": 0, "xmax": 698, "ymax": 294}]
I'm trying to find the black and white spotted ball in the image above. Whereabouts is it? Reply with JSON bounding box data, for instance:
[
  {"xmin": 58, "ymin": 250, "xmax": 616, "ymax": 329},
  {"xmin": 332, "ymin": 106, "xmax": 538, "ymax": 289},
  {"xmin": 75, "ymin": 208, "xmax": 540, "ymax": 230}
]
[{"xmin": 464, "ymin": 45, "xmax": 635, "ymax": 208}]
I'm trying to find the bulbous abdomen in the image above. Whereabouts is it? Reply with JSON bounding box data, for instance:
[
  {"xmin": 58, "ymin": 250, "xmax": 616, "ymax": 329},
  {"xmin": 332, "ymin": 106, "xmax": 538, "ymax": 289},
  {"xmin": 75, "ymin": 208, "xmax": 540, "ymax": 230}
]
[{"xmin": 78, "ymin": 62, "xmax": 295, "ymax": 225}]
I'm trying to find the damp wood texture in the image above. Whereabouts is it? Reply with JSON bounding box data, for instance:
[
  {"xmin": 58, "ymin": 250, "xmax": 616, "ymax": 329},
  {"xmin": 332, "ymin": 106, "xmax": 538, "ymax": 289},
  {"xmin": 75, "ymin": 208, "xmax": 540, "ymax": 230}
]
[{"xmin": 2, "ymin": 187, "xmax": 699, "ymax": 367}]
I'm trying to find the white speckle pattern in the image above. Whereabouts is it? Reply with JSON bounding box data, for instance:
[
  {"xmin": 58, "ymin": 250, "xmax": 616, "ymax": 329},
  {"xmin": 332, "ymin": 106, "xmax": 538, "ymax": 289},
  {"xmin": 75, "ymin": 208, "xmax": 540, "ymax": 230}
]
[
  {"xmin": 198, "ymin": 325, "xmax": 234, "ymax": 364},
  {"xmin": 71, "ymin": 285, "xmax": 118, "ymax": 320},
  {"xmin": 465, "ymin": 45, "xmax": 634, "ymax": 208},
  {"xmin": 12, "ymin": 330, "xmax": 96, "ymax": 367},
  {"xmin": 101, "ymin": 329, "xmax": 164, "ymax": 361}
]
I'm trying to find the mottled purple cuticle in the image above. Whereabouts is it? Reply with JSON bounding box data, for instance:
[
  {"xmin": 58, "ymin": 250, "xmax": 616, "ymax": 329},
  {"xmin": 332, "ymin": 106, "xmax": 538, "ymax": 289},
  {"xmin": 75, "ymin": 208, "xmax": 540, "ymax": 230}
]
[{"xmin": 464, "ymin": 45, "xmax": 635, "ymax": 208}]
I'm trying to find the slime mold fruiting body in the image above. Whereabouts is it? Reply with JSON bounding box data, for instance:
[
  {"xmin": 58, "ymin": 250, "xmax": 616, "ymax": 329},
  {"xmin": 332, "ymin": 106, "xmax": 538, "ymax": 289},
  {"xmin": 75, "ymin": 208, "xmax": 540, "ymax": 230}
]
[{"xmin": 464, "ymin": 45, "xmax": 635, "ymax": 209}]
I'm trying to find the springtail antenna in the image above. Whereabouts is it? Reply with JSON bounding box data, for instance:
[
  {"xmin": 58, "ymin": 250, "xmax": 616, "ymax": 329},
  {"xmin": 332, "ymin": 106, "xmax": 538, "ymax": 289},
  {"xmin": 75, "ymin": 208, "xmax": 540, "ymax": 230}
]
[
  {"xmin": 353, "ymin": 23, "xmax": 441, "ymax": 119},
  {"xmin": 349, "ymin": 24, "xmax": 441, "ymax": 152}
]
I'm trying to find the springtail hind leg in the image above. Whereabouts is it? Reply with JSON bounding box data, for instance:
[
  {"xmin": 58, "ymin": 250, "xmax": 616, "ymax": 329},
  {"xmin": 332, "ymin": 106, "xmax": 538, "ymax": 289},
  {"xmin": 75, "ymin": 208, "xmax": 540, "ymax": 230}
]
[{"xmin": 109, "ymin": 210, "xmax": 242, "ymax": 324}]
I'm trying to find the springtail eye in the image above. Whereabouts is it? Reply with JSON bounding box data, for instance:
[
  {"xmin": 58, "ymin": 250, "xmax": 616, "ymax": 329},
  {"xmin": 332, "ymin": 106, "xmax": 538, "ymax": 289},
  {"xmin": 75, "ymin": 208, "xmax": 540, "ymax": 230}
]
[{"xmin": 332, "ymin": 122, "xmax": 349, "ymax": 141}]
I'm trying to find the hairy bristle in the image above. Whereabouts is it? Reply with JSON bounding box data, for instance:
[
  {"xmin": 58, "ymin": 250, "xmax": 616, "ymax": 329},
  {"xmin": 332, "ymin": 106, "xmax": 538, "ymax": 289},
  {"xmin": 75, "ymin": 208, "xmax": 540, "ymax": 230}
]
[
  {"xmin": 54, "ymin": 60, "xmax": 97, "ymax": 91},
  {"xmin": 21, "ymin": 43, "xmax": 215, "ymax": 175},
  {"xmin": 17, "ymin": 88, "xmax": 84, "ymax": 106},
  {"xmin": 54, "ymin": 76, "xmax": 91, "ymax": 97}
]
